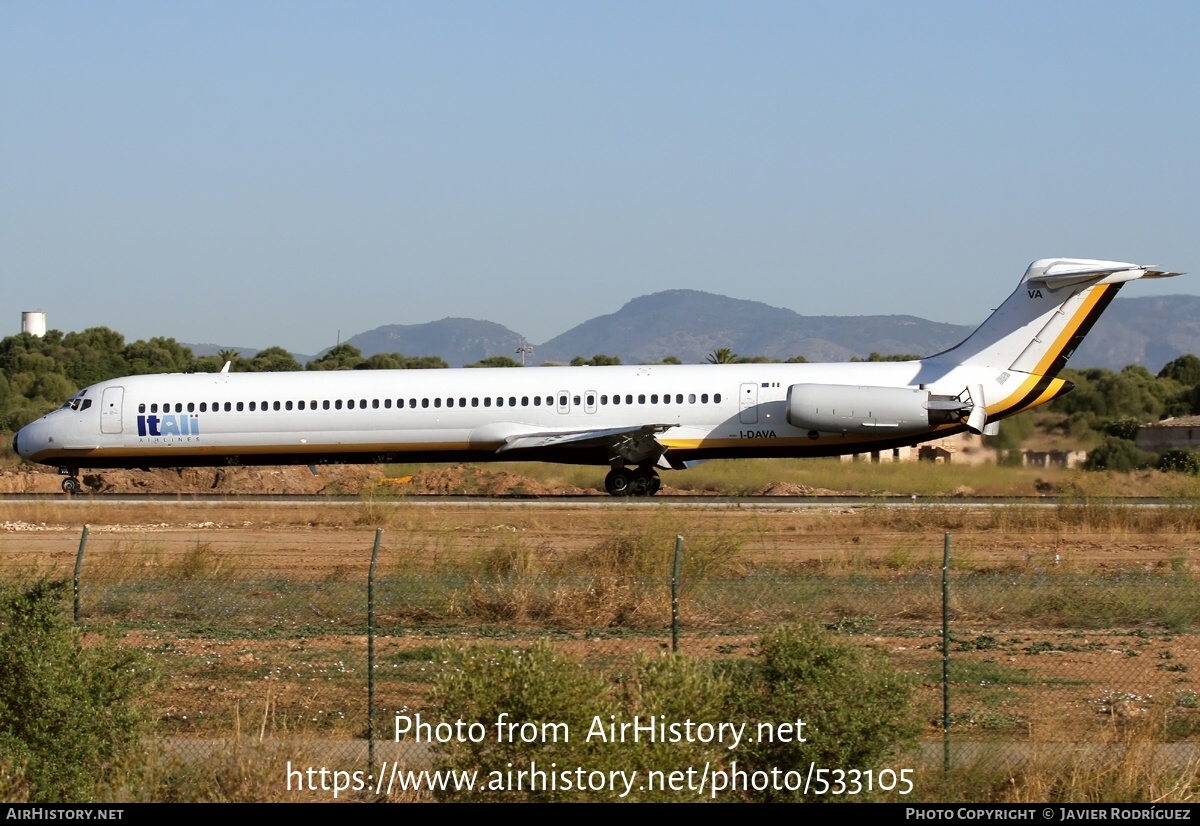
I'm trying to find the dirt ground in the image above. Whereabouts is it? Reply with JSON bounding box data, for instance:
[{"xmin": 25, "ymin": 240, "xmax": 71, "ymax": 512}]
[
  {"xmin": 3, "ymin": 495, "xmax": 1199, "ymax": 755},
  {"xmin": 0, "ymin": 463, "xmax": 852, "ymax": 497}
]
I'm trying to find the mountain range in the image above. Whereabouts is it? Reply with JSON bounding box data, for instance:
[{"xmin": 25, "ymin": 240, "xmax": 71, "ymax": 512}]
[{"xmin": 188, "ymin": 289, "xmax": 1200, "ymax": 373}]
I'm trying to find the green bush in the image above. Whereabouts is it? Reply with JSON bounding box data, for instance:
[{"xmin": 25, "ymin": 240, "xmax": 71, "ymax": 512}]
[
  {"xmin": 1084, "ymin": 438, "xmax": 1158, "ymax": 472},
  {"xmin": 0, "ymin": 579, "xmax": 153, "ymax": 801},
  {"xmin": 1157, "ymin": 450, "xmax": 1200, "ymax": 475},
  {"xmin": 730, "ymin": 622, "xmax": 919, "ymax": 802},
  {"xmin": 424, "ymin": 626, "xmax": 916, "ymax": 802},
  {"xmin": 426, "ymin": 643, "xmax": 731, "ymax": 801}
]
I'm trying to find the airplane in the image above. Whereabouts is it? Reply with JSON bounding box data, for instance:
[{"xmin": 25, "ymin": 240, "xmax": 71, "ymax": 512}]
[{"xmin": 13, "ymin": 258, "xmax": 1180, "ymax": 496}]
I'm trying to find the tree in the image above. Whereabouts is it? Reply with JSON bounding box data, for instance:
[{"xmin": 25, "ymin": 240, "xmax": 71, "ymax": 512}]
[
  {"xmin": 1159, "ymin": 354, "xmax": 1200, "ymax": 387},
  {"xmin": 570, "ymin": 354, "xmax": 622, "ymax": 366},
  {"xmin": 246, "ymin": 346, "xmax": 302, "ymax": 372},
  {"xmin": 306, "ymin": 343, "xmax": 364, "ymax": 371},
  {"xmin": 706, "ymin": 348, "xmax": 736, "ymax": 364},
  {"xmin": 466, "ymin": 356, "xmax": 522, "ymax": 368}
]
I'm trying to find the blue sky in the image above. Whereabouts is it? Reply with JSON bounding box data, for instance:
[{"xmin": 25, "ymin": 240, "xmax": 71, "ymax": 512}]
[{"xmin": 3, "ymin": 2, "xmax": 1197, "ymax": 354}]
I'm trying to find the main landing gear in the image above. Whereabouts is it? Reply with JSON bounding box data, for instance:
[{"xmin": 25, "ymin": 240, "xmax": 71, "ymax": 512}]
[{"xmin": 604, "ymin": 466, "xmax": 661, "ymax": 497}]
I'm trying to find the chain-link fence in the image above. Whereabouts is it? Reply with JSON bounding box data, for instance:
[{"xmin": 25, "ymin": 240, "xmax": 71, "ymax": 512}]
[{"xmin": 4, "ymin": 518, "xmax": 1199, "ymax": 801}]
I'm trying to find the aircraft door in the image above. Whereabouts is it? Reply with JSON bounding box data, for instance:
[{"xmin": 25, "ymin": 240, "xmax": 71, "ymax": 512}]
[
  {"xmin": 739, "ymin": 383, "xmax": 758, "ymax": 424},
  {"xmin": 101, "ymin": 386, "xmax": 124, "ymax": 434}
]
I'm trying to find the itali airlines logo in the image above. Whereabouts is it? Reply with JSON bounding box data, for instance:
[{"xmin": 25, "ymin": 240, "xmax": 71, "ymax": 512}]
[{"xmin": 137, "ymin": 414, "xmax": 200, "ymax": 438}]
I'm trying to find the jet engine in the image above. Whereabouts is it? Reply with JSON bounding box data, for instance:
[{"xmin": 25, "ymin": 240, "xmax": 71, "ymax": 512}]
[{"xmin": 786, "ymin": 383, "xmax": 987, "ymax": 435}]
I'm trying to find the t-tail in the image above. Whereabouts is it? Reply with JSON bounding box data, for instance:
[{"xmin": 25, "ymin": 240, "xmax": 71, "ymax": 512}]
[{"xmin": 924, "ymin": 258, "xmax": 1181, "ymax": 426}]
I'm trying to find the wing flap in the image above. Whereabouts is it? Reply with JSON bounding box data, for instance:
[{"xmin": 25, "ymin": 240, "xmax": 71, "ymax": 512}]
[{"xmin": 497, "ymin": 423, "xmax": 676, "ymax": 466}]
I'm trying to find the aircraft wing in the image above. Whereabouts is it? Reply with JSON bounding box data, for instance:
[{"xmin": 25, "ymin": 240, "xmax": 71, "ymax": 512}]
[{"xmin": 496, "ymin": 423, "xmax": 678, "ymax": 468}]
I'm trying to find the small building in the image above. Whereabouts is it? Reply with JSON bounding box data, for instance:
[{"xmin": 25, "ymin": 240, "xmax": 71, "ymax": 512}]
[
  {"xmin": 1135, "ymin": 417, "xmax": 1200, "ymax": 453},
  {"xmin": 1023, "ymin": 449, "xmax": 1087, "ymax": 469}
]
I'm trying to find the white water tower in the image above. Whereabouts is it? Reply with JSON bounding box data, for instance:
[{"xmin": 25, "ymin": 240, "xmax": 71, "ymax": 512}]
[{"xmin": 22, "ymin": 311, "xmax": 46, "ymax": 338}]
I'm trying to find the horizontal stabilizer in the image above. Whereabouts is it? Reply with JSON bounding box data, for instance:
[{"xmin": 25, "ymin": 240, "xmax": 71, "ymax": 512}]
[{"xmin": 1025, "ymin": 258, "xmax": 1182, "ymax": 292}]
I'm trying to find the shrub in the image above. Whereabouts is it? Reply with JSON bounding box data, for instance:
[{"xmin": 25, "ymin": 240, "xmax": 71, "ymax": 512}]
[
  {"xmin": 0, "ymin": 579, "xmax": 153, "ymax": 801},
  {"xmin": 730, "ymin": 622, "xmax": 919, "ymax": 802},
  {"xmin": 1084, "ymin": 438, "xmax": 1157, "ymax": 472},
  {"xmin": 1157, "ymin": 450, "xmax": 1200, "ymax": 475},
  {"xmin": 425, "ymin": 644, "xmax": 731, "ymax": 801}
]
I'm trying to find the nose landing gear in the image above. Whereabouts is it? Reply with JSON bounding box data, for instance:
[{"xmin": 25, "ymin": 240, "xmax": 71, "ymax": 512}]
[
  {"xmin": 58, "ymin": 467, "xmax": 81, "ymax": 495},
  {"xmin": 604, "ymin": 466, "xmax": 661, "ymax": 497}
]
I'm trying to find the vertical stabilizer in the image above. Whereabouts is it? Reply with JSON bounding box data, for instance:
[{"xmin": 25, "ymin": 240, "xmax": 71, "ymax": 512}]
[{"xmin": 928, "ymin": 258, "xmax": 1180, "ymax": 376}]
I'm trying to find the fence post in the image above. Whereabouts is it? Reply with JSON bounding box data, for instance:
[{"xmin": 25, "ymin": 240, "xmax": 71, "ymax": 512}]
[
  {"xmin": 671, "ymin": 536, "xmax": 682, "ymax": 653},
  {"xmin": 74, "ymin": 525, "xmax": 89, "ymax": 624},
  {"xmin": 942, "ymin": 531, "xmax": 951, "ymax": 773},
  {"xmin": 368, "ymin": 528, "xmax": 382, "ymax": 782}
]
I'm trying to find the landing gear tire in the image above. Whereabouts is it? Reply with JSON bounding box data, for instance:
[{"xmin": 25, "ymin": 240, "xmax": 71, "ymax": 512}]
[
  {"xmin": 605, "ymin": 467, "xmax": 634, "ymax": 496},
  {"xmin": 629, "ymin": 468, "xmax": 660, "ymax": 497},
  {"xmin": 61, "ymin": 477, "xmax": 80, "ymax": 494}
]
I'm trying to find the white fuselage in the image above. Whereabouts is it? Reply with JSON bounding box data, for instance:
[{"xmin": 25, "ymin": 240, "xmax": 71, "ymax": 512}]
[{"xmin": 15, "ymin": 359, "xmax": 992, "ymax": 469}]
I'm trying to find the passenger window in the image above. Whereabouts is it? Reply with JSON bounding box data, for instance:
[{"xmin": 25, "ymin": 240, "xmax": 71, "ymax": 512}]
[
  {"xmin": 175, "ymin": 403, "xmax": 183, "ymax": 413},
  {"xmin": 139, "ymin": 404, "xmax": 146, "ymax": 413},
  {"xmin": 336, "ymin": 400, "xmax": 343, "ymax": 410},
  {"xmin": 249, "ymin": 401, "xmax": 257, "ymax": 412},
  {"xmin": 509, "ymin": 397, "xmax": 516, "ymax": 406},
  {"xmin": 373, "ymin": 399, "xmax": 380, "ymax": 409},
  {"xmin": 651, "ymin": 394, "xmax": 658, "ymax": 404},
  {"xmin": 360, "ymin": 399, "xmax": 366, "ymax": 408},
  {"xmin": 435, "ymin": 398, "xmax": 442, "ymax": 408},
  {"xmin": 446, "ymin": 398, "xmax": 454, "ymax": 408},
  {"xmin": 638, "ymin": 394, "xmax": 646, "ymax": 404},
  {"xmin": 298, "ymin": 401, "xmax": 305, "ymax": 410},
  {"xmin": 323, "ymin": 400, "xmax": 330, "ymax": 410},
  {"xmin": 285, "ymin": 401, "xmax": 293, "ymax": 410},
  {"xmin": 348, "ymin": 399, "xmax": 355, "ymax": 409},
  {"xmin": 199, "ymin": 403, "xmax": 206, "ymax": 412},
  {"xmin": 187, "ymin": 402, "xmax": 195, "ymax": 412},
  {"xmin": 612, "ymin": 395, "xmax": 620, "ymax": 405},
  {"xmin": 701, "ymin": 394, "xmax": 709, "ymax": 403},
  {"xmin": 421, "ymin": 399, "xmax": 429, "ymax": 408},
  {"xmin": 676, "ymin": 394, "xmax": 683, "ymax": 404},
  {"xmin": 472, "ymin": 398, "xmax": 479, "ymax": 407},
  {"xmin": 625, "ymin": 395, "xmax": 633, "ymax": 404},
  {"xmin": 236, "ymin": 402, "xmax": 244, "ymax": 412},
  {"xmin": 587, "ymin": 394, "xmax": 595, "ymax": 406},
  {"xmin": 273, "ymin": 401, "xmax": 281, "ymax": 411},
  {"xmin": 484, "ymin": 398, "xmax": 492, "ymax": 407},
  {"xmin": 558, "ymin": 395, "xmax": 567, "ymax": 406},
  {"xmin": 384, "ymin": 399, "xmax": 391, "ymax": 409},
  {"xmin": 714, "ymin": 393, "xmax": 722, "ymax": 403},
  {"xmin": 689, "ymin": 394, "xmax": 696, "ymax": 403},
  {"xmin": 572, "ymin": 395, "xmax": 580, "ymax": 406},
  {"xmin": 533, "ymin": 396, "xmax": 540, "ymax": 406},
  {"xmin": 496, "ymin": 397, "xmax": 504, "ymax": 407}
]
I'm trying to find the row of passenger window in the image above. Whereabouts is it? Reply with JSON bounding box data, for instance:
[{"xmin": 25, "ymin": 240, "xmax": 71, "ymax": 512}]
[{"xmin": 138, "ymin": 392, "xmax": 724, "ymax": 415}]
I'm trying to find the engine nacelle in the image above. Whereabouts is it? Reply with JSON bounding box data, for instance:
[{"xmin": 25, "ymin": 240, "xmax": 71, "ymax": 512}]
[{"xmin": 786, "ymin": 384, "xmax": 964, "ymax": 435}]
